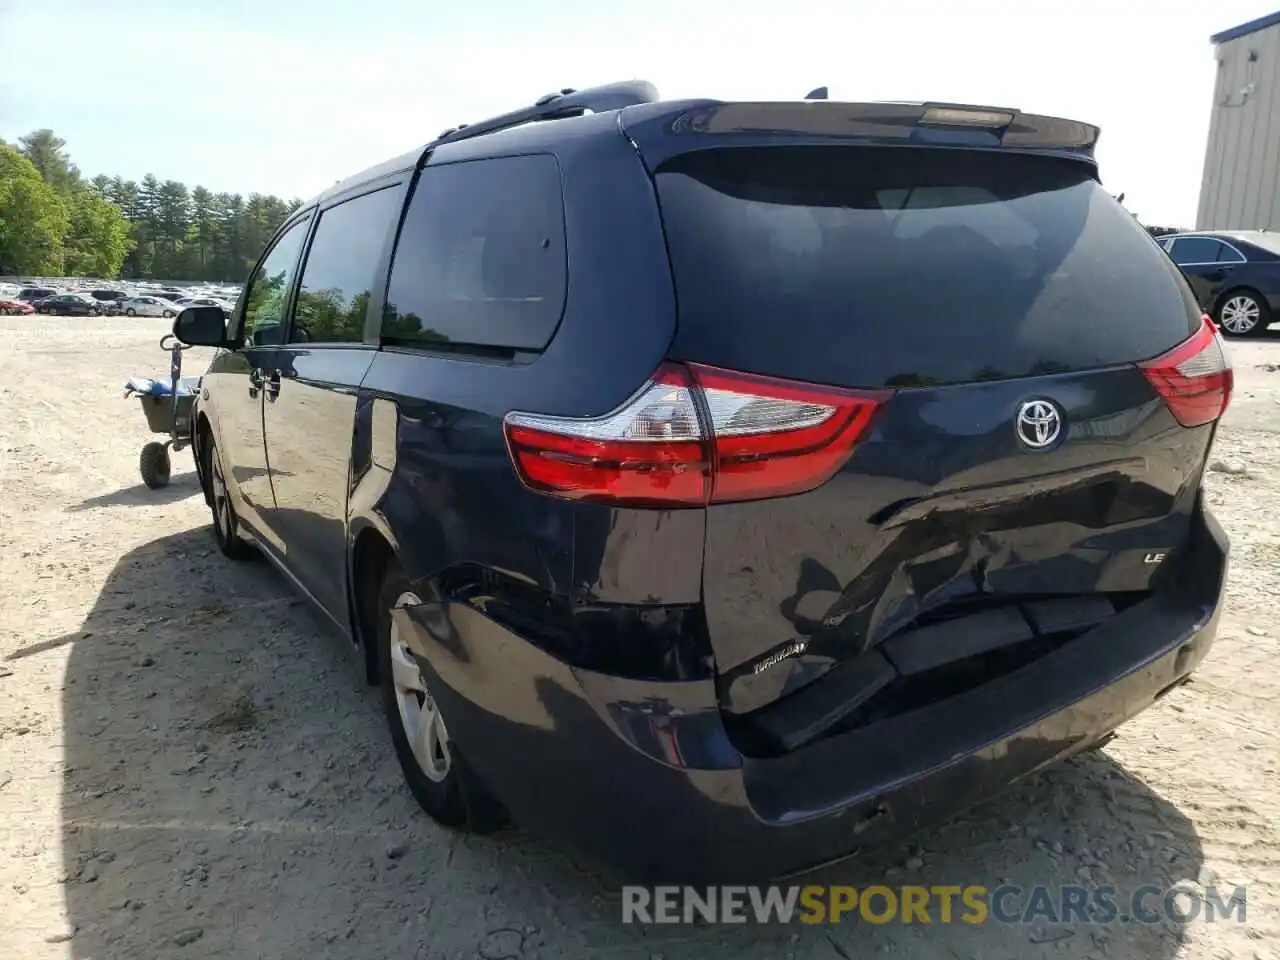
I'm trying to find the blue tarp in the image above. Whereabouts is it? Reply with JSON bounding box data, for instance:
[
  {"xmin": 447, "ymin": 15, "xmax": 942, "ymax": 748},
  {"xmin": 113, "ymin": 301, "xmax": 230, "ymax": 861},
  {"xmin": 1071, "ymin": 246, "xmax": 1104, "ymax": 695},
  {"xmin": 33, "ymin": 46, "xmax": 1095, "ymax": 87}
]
[{"xmin": 124, "ymin": 377, "xmax": 201, "ymax": 398}]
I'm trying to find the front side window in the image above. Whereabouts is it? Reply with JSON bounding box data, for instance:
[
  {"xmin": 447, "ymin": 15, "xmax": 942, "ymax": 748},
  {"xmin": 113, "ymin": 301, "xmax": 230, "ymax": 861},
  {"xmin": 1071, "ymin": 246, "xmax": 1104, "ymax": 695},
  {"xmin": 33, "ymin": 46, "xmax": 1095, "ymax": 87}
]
[
  {"xmin": 382, "ymin": 154, "xmax": 567, "ymax": 351},
  {"xmin": 240, "ymin": 214, "xmax": 312, "ymax": 347},
  {"xmin": 291, "ymin": 186, "xmax": 402, "ymax": 344}
]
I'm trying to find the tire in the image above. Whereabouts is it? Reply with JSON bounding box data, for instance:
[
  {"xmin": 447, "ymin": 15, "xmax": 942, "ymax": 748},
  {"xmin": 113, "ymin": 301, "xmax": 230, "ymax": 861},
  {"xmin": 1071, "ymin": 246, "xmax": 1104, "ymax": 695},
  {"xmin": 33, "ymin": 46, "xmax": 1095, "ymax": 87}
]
[
  {"xmin": 163, "ymin": 309, "xmax": 176, "ymax": 318},
  {"xmin": 126, "ymin": 308, "xmax": 136, "ymax": 316},
  {"xmin": 205, "ymin": 438, "xmax": 254, "ymax": 560},
  {"xmin": 376, "ymin": 563, "xmax": 504, "ymax": 832},
  {"xmin": 139, "ymin": 441, "xmax": 171, "ymax": 488},
  {"xmin": 1215, "ymin": 289, "xmax": 1271, "ymax": 338}
]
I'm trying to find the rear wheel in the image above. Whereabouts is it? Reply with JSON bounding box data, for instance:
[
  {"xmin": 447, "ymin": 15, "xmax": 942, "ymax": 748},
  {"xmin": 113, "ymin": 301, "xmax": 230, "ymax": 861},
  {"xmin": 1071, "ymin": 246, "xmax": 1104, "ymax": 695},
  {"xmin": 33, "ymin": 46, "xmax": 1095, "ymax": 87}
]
[
  {"xmin": 139, "ymin": 441, "xmax": 171, "ymax": 488},
  {"xmin": 206, "ymin": 438, "xmax": 254, "ymax": 560},
  {"xmin": 1216, "ymin": 290, "xmax": 1270, "ymax": 337},
  {"xmin": 126, "ymin": 308, "xmax": 136, "ymax": 317},
  {"xmin": 376, "ymin": 564, "xmax": 503, "ymax": 831},
  {"xmin": 163, "ymin": 309, "xmax": 176, "ymax": 318}
]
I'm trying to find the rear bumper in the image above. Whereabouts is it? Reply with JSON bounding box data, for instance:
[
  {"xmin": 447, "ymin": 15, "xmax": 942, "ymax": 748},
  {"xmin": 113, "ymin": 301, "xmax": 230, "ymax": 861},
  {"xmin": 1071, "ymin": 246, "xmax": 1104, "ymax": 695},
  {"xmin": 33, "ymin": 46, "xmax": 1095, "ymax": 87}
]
[{"xmin": 400, "ymin": 502, "xmax": 1228, "ymax": 882}]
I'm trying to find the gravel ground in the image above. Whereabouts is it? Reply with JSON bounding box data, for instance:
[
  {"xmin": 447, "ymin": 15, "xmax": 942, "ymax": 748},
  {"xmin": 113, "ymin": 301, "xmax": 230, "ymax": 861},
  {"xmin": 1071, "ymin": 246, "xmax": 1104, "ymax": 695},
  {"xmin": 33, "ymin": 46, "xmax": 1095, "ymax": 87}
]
[{"xmin": 1, "ymin": 316, "xmax": 1278, "ymax": 960}]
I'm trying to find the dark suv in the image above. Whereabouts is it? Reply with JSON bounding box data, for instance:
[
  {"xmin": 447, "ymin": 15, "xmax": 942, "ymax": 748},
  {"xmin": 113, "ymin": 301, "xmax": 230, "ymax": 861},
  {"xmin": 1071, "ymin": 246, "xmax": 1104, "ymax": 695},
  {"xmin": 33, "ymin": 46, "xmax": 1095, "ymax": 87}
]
[{"xmin": 172, "ymin": 81, "xmax": 1231, "ymax": 881}]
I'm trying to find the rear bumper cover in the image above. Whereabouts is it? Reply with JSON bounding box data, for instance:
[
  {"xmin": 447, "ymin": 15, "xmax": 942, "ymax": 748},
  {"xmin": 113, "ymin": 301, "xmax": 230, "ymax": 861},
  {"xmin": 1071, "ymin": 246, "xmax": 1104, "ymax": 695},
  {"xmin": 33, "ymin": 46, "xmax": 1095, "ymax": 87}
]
[{"xmin": 398, "ymin": 502, "xmax": 1228, "ymax": 881}]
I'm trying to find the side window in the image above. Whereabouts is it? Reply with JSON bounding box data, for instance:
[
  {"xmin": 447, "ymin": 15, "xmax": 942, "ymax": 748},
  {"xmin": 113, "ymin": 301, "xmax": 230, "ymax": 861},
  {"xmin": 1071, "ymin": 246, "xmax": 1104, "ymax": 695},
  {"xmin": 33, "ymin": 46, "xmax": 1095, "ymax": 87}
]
[
  {"xmin": 382, "ymin": 154, "xmax": 567, "ymax": 351},
  {"xmin": 1170, "ymin": 237, "xmax": 1223, "ymax": 265},
  {"xmin": 1218, "ymin": 244, "xmax": 1246, "ymax": 264},
  {"xmin": 240, "ymin": 215, "xmax": 312, "ymax": 347},
  {"xmin": 290, "ymin": 186, "xmax": 402, "ymax": 344}
]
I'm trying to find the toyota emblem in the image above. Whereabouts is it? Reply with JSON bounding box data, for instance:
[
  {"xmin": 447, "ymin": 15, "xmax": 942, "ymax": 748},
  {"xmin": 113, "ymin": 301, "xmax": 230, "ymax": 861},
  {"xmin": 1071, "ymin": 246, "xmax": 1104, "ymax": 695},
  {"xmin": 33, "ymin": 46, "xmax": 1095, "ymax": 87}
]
[{"xmin": 1016, "ymin": 399, "xmax": 1062, "ymax": 449}]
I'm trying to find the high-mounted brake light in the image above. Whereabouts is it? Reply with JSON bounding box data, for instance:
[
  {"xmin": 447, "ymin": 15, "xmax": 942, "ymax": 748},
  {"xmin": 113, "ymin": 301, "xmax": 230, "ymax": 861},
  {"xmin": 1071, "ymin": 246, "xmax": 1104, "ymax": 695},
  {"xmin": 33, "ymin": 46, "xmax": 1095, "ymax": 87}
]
[
  {"xmin": 1139, "ymin": 315, "xmax": 1233, "ymax": 428},
  {"xmin": 503, "ymin": 363, "xmax": 891, "ymax": 507},
  {"xmin": 919, "ymin": 106, "xmax": 1015, "ymax": 127}
]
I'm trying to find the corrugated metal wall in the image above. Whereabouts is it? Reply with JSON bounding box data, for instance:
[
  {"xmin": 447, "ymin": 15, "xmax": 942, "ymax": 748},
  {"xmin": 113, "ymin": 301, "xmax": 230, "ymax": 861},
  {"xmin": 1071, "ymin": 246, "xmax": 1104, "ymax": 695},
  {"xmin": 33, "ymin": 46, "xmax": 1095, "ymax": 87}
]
[{"xmin": 1197, "ymin": 22, "xmax": 1280, "ymax": 229}]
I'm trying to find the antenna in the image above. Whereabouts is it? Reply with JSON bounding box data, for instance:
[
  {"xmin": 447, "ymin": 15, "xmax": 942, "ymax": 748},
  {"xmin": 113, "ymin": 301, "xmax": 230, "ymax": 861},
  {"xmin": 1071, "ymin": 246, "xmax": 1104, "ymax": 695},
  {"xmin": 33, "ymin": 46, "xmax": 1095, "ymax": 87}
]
[
  {"xmin": 435, "ymin": 80, "xmax": 660, "ymax": 146},
  {"xmin": 805, "ymin": 86, "xmax": 829, "ymax": 100}
]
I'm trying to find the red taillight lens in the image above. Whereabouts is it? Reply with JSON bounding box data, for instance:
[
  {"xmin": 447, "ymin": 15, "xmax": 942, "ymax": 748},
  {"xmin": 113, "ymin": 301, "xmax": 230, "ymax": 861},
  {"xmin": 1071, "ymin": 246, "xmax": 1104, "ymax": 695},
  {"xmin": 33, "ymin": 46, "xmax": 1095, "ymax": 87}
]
[
  {"xmin": 686, "ymin": 363, "xmax": 890, "ymax": 503},
  {"xmin": 504, "ymin": 364, "xmax": 711, "ymax": 507},
  {"xmin": 1139, "ymin": 315, "xmax": 1233, "ymax": 428},
  {"xmin": 503, "ymin": 363, "xmax": 890, "ymax": 506}
]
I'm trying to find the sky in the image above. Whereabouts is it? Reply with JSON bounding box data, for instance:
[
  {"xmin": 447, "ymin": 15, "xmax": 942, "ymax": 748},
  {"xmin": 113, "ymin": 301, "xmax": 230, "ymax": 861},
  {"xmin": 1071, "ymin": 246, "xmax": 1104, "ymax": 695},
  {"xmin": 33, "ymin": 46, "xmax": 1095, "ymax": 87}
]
[{"xmin": 2, "ymin": 0, "xmax": 1277, "ymax": 226}]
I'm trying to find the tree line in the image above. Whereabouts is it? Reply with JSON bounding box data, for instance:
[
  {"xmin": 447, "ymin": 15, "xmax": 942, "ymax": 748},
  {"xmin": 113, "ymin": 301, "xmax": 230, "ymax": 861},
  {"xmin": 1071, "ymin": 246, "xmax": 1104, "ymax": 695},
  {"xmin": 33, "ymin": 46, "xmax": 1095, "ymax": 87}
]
[{"xmin": 0, "ymin": 129, "xmax": 300, "ymax": 282}]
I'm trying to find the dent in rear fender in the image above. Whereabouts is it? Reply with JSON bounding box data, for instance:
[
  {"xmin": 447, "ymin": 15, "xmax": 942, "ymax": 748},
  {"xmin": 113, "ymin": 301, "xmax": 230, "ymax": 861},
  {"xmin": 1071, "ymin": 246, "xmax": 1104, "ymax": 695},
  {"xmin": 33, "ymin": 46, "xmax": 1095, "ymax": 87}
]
[
  {"xmin": 572, "ymin": 505, "xmax": 706, "ymax": 604},
  {"xmin": 393, "ymin": 599, "xmax": 740, "ymax": 772}
]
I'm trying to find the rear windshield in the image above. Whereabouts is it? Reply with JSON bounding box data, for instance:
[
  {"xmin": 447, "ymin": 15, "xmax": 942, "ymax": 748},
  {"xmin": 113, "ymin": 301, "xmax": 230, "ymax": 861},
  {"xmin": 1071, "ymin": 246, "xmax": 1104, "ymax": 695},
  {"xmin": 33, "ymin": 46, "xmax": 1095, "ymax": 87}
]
[{"xmin": 655, "ymin": 147, "xmax": 1200, "ymax": 388}]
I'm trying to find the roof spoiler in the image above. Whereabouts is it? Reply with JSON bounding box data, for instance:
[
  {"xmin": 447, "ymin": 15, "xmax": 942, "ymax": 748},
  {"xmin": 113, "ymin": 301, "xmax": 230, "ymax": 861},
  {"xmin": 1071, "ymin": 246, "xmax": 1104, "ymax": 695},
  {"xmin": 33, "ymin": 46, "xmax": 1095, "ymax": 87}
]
[
  {"xmin": 621, "ymin": 99, "xmax": 1102, "ymax": 165},
  {"xmin": 433, "ymin": 80, "xmax": 660, "ymax": 146}
]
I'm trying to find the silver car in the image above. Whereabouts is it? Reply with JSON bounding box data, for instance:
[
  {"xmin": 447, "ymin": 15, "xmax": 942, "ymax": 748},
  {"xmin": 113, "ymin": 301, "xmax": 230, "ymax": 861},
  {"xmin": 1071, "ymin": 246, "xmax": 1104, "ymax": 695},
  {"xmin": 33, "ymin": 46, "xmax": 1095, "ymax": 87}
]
[{"xmin": 120, "ymin": 296, "xmax": 180, "ymax": 318}]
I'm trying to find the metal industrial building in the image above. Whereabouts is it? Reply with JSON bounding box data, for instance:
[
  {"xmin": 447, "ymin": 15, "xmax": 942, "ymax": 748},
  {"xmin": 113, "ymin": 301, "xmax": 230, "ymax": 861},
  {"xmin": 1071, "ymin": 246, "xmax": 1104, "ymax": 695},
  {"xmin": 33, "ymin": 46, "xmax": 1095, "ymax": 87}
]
[{"xmin": 1198, "ymin": 11, "xmax": 1280, "ymax": 229}]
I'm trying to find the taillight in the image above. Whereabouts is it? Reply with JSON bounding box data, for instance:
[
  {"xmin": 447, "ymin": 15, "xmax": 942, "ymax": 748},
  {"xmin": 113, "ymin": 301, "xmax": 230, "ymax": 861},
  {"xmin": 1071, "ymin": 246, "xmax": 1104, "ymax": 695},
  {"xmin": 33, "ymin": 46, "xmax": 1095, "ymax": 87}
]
[
  {"xmin": 1139, "ymin": 315, "xmax": 1233, "ymax": 428},
  {"xmin": 503, "ymin": 363, "xmax": 890, "ymax": 506}
]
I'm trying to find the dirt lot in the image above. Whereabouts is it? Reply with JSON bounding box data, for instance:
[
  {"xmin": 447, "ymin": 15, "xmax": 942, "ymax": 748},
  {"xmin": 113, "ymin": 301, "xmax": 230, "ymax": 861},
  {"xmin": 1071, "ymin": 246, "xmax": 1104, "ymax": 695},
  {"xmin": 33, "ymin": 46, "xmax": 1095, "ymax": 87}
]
[{"xmin": 1, "ymin": 316, "xmax": 1278, "ymax": 960}]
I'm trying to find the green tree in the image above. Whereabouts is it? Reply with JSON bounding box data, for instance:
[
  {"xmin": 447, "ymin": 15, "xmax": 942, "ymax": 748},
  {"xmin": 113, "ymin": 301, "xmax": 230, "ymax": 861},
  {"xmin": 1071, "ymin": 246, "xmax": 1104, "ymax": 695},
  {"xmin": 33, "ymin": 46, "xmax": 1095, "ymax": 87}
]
[
  {"xmin": 18, "ymin": 129, "xmax": 81, "ymax": 195},
  {"xmin": 63, "ymin": 189, "xmax": 133, "ymax": 278},
  {"xmin": 7, "ymin": 127, "xmax": 304, "ymax": 282},
  {"xmin": 0, "ymin": 142, "xmax": 69, "ymax": 274},
  {"xmin": 190, "ymin": 186, "xmax": 215, "ymax": 276}
]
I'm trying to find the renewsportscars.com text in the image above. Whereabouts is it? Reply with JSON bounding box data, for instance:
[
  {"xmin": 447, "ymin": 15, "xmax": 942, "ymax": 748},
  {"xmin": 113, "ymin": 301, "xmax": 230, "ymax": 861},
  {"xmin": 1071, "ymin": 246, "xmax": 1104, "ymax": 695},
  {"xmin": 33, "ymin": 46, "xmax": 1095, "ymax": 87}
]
[{"xmin": 622, "ymin": 884, "xmax": 1247, "ymax": 926}]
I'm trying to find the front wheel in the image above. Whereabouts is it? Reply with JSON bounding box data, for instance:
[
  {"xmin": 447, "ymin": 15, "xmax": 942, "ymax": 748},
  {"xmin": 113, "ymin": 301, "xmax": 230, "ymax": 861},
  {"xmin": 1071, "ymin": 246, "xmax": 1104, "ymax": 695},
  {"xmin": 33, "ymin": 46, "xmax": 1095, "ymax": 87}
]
[
  {"xmin": 206, "ymin": 438, "xmax": 254, "ymax": 560},
  {"xmin": 1216, "ymin": 291, "xmax": 1270, "ymax": 337},
  {"xmin": 163, "ymin": 309, "xmax": 176, "ymax": 318},
  {"xmin": 126, "ymin": 308, "xmax": 136, "ymax": 317},
  {"xmin": 376, "ymin": 564, "xmax": 504, "ymax": 832}
]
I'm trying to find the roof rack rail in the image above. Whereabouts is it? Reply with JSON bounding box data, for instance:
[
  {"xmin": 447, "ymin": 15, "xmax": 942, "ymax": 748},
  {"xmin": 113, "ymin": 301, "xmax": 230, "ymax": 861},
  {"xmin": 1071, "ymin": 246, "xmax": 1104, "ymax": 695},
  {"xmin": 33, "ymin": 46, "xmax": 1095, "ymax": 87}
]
[{"xmin": 434, "ymin": 80, "xmax": 659, "ymax": 145}]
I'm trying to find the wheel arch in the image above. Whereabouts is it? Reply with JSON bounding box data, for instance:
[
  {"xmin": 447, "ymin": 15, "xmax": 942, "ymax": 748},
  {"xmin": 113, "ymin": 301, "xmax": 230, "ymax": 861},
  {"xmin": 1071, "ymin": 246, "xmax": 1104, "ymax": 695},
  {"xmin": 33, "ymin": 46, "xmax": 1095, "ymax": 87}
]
[
  {"xmin": 194, "ymin": 411, "xmax": 214, "ymax": 506},
  {"xmin": 347, "ymin": 517, "xmax": 399, "ymax": 686}
]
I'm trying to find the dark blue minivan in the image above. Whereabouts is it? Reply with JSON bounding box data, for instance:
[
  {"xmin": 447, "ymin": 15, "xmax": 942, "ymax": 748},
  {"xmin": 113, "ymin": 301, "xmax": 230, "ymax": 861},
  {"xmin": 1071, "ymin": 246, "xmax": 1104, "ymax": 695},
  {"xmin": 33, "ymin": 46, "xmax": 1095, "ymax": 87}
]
[{"xmin": 172, "ymin": 81, "xmax": 1232, "ymax": 881}]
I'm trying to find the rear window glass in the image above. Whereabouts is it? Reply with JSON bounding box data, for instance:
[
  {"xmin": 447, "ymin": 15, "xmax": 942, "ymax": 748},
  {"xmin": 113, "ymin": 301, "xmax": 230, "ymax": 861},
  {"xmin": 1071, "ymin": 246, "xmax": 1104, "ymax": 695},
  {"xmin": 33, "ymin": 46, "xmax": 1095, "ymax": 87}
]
[
  {"xmin": 1169, "ymin": 237, "xmax": 1225, "ymax": 265},
  {"xmin": 656, "ymin": 147, "xmax": 1200, "ymax": 388},
  {"xmin": 382, "ymin": 154, "xmax": 567, "ymax": 352}
]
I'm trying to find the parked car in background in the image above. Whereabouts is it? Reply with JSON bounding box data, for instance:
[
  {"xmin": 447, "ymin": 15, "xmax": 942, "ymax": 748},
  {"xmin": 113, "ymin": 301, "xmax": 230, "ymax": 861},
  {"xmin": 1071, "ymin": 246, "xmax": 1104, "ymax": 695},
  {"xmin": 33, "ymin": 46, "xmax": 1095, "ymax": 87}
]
[
  {"xmin": 37, "ymin": 293, "xmax": 103, "ymax": 316},
  {"xmin": 85, "ymin": 289, "xmax": 128, "ymax": 305},
  {"xmin": 1158, "ymin": 230, "xmax": 1280, "ymax": 337},
  {"xmin": 176, "ymin": 296, "xmax": 233, "ymax": 314},
  {"xmin": 170, "ymin": 83, "xmax": 1231, "ymax": 881},
  {"xmin": 0, "ymin": 298, "xmax": 36, "ymax": 315},
  {"xmin": 120, "ymin": 296, "xmax": 180, "ymax": 318},
  {"xmin": 17, "ymin": 287, "xmax": 59, "ymax": 304}
]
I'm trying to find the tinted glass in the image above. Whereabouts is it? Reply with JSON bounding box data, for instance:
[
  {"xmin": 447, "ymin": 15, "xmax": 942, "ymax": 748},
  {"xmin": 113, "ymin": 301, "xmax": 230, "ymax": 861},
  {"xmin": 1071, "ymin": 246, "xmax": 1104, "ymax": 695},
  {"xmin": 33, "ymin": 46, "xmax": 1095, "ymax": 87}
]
[
  {"xmin": 240, "ymin": 215, "xmax": 311, "ymax": 347},
  {"xmin": 382, "ymin": 155, "xmax": 566, "ymax": 351},
  {"xmin": 291, "ymin": 186, "xmax": 401, "ymax": 344},
  {"xmin": 1170, "ymin": 237, "xmax": 1224, "ymax": 265},
  {"xmin": 656, "ymin": 147, "xmax": 1201, "ymax": 388},
  {"xmin": 1218, "ymin": 243, "xmax": 1246, "ymax": 264}
]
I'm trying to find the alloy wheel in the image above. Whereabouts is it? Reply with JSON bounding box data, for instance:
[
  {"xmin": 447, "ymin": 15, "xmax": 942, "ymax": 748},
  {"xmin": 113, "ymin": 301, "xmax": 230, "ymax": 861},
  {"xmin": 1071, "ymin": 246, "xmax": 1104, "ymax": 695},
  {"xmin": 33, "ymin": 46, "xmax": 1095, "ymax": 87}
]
[
  {"xmin": 210, "ymin": 450, "xmax": 233, "ymax": 542},
  {"xmin": 1220, "ymin": 295, "xmax": 1261, "ymax": 335},
  {"xmin": 387, "ymin": 592, "xmax": 451, "ymax": 783}
]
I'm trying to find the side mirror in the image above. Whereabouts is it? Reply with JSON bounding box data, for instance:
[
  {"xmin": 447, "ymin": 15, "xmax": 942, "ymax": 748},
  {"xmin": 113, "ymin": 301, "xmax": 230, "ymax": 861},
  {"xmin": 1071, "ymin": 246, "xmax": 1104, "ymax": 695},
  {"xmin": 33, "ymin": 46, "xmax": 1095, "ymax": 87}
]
[{"xmin": 173, "ymin": 306, "xmax": 229, "ymax": 347}]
